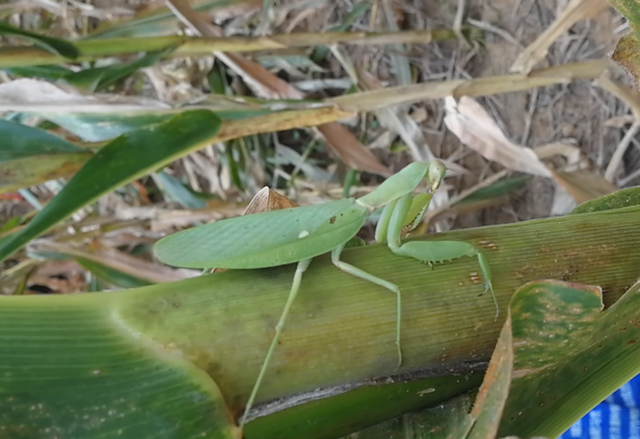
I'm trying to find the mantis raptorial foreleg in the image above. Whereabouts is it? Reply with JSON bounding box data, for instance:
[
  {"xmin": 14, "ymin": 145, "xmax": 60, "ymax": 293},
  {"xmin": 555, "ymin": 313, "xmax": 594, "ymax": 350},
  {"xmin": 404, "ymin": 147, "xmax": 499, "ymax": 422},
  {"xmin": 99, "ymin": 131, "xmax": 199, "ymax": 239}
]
[
  {"xmin": 377, "ymin": 189, "xmax": 499, "ymax": 319},
  {"xmin": 331, "ymin": 243, "xmax": 403, "ymax": 366},
  {"xmin": 240, "ymin": 258, "xmax": 312, "ymax": 426}
]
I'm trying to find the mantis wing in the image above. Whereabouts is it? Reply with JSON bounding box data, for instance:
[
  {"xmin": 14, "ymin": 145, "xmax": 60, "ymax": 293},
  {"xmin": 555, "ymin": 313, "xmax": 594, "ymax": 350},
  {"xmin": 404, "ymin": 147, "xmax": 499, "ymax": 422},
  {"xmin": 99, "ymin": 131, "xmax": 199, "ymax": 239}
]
[{"xmin": 154, "ymin": 198, "xmax": 368, "ymax": 269}]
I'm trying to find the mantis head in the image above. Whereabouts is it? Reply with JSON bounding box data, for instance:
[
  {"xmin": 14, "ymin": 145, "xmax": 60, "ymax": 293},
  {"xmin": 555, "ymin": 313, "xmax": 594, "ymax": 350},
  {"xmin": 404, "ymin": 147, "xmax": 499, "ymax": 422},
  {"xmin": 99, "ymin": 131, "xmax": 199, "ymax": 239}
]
[{"xmin": 426, "ymin": 160, "xmax": 447, "ymax": 193}]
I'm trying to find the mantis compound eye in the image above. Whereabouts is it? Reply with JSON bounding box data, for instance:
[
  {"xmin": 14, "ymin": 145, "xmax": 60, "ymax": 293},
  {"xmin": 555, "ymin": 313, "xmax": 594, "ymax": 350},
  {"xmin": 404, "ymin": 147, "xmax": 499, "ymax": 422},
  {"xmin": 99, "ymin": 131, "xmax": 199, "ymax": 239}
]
[{"xmin": 427, "ymin": 160, "xmax": 447, "ymax": 192}]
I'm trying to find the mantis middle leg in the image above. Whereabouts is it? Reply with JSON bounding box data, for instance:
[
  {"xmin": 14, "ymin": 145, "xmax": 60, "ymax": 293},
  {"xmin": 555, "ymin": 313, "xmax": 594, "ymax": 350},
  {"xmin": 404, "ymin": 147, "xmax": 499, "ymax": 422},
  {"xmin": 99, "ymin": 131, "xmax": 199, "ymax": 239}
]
[
  {"xmin": 331, "ymin": 243, "xmax": 403, "ymax": 368},
  {"xmin": 240, "ymin": 258, "xmax": 312, "ymax": 427}
]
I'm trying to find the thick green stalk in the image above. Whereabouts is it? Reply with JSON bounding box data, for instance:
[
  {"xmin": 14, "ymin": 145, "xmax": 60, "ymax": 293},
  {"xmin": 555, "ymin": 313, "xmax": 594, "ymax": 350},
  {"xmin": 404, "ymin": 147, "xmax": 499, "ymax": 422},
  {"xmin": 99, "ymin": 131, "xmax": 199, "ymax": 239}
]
[{"xmin": 1, "ymin": 206, "xmax": 640, "ymax": 439}]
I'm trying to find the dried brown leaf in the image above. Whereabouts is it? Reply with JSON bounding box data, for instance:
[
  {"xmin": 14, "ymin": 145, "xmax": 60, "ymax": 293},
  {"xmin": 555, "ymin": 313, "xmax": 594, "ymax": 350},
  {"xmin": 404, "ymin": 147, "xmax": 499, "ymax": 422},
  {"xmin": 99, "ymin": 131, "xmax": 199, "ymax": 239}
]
[
  {"xmin": 26, "ymin": 259, "xmax": 87, "ymax": 294},
  {"xmin": 317, "ymin": 122, "xmax": 392, "ymax": 177},
  {"xmin": 551, "ymin": 170, "xmax": 619, "ymax": 205},
  {"xmin": 444, "ymin": 96, "xmax": 552, "ymax": 177},
  {"xmin": 31, "ymin": 240, "xmax": 195, "ymax": 283}
]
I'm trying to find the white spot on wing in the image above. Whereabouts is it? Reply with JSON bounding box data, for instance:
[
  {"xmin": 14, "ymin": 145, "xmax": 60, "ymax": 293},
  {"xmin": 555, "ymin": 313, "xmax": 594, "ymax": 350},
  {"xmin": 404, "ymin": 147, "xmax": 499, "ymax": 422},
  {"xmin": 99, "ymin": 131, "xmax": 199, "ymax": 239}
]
[{"xmin": 298, "ymin": 230, "xmax": 309, "ymax": 239}]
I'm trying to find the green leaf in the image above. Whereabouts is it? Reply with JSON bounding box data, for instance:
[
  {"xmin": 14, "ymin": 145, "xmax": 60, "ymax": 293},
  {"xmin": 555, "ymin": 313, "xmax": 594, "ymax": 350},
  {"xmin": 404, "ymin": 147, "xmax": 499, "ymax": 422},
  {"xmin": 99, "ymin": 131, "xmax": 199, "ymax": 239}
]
[
  {"xmin": 42, "ymin": 113, "xmax": 174, "ymax": 143},
  {"xmin": 0, "ymin": 293, "xmax": 239, "ymax": 439},
  {"xmin": 0, "ymin": 153, "xmax": 91, "ymax": 194},
  {"xmin": 466, "ymin": 316, "xmax": 513, "ymax": 439},
  {"xmin": 0, "ymin": 120, "xmax": 84, "ymax": 160},
  {"xmin": 453, "ymin": 176, "xmax": 531, "ymax": 205},
  {"xmin": 336, "ymin": 392, "xmax": 476, "ymax": 439},
  {"xmin": 570, "ymin": 185, "xmax": 640, "ymax": 214},
  {"xmin": 153, "ymin": 171, "xmax": 207, "ymax": 209},
  {"xmin": 609, "ymin": 0, "xmax": 640, "ymax": 32},
  {"xmin": 0, "ymin": 20, "xmax": 79, "ymax": 59},
  {"xmin": 612, "ymin": 33, "xmax": 640, "ymax": 84},
  {"xmin": 87, "ymin": 0, "xmax": 255, "ymax": 39},
  {"xmin": 609, "ymin": 0, "xmax": 640, "ymax": 84},
  {"xmin": 5, "ymin": 64, "xmax": 74, "ymax": 81},
  {"xmin": 64, "ymin": 46, "xmax": 178, "ymax": 92},
  {"xmin": 0, "ymin": 110, "xmax": 222, "ymax": 263},
  {"xmin": 498, "ymin": 279, "xmax": 640, "ymax": 437},
  {"xmin": 76, "ymin": 257, "xmax": 152, "ymax": 289},
  {"xmin": 250, "ymin": 374, "xmax": 482, "ymax": 439}
]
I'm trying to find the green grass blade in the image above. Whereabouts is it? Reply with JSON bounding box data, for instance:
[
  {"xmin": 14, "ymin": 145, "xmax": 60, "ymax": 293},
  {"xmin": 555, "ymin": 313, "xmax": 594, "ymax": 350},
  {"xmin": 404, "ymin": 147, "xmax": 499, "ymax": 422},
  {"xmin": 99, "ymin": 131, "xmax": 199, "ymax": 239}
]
[
  {"xmin": 76, "ymin": 257, "xmax": 153, "ymax": 288},
  {"xmin": 453, "ymin": 176, "xmax": 532, "ymax": 206},
  {"xmin": 0, "ymin": 20, "xmax": 79, "ymax": 59},
  {"xmin": 64, "ymin": 45, "xmax": 178, "ymax": 92},
  {"xmin": 0, "ymin": 119, "xmax": 84, "ymax": 159},
  {"xmin": 154, "ymin": 171, "xmax": 207, "ymax": 209},
  {"xmin": 4, "ymin": 64, "xmax": 74, "ymax": 81},
  {"xmin": 0, "ymin": 110, "xmax": 222, "ymax": 263}
]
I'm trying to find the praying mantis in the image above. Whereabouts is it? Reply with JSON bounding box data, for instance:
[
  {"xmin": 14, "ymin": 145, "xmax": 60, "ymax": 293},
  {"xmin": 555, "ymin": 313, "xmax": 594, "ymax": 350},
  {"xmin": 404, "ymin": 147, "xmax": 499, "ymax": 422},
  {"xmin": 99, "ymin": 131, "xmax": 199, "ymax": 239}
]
[{"xmin": 153, "ymin": 160, "xmax": 498, "ymax": 427}]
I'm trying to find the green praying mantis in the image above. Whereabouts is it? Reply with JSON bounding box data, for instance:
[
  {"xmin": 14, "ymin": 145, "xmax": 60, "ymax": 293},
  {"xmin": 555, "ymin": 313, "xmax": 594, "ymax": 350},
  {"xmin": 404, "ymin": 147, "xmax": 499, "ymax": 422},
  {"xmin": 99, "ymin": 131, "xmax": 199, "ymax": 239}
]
[{"xmin": 153, "ymin": 160, "xmax": 498, "ymax": 428}]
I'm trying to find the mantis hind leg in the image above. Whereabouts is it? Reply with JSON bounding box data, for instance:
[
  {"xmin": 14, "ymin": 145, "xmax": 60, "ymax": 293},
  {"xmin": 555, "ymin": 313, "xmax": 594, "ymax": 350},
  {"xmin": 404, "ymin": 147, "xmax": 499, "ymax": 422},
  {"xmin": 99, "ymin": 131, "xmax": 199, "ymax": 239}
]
[
  {"xmin": 240, "ymin": 258, "xmax": 312, "ymax": 427},
  {"xmin": 331, "ymin": 243, "xmax": 403, "ymax": 368}
]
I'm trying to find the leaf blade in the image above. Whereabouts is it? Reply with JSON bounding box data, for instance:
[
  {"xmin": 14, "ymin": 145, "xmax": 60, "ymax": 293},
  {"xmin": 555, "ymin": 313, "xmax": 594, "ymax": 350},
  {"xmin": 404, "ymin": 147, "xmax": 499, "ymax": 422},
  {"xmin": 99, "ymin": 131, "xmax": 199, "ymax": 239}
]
[{"xmin": 0, "ymin": 110, "xmax": 222, "ymax": 263}]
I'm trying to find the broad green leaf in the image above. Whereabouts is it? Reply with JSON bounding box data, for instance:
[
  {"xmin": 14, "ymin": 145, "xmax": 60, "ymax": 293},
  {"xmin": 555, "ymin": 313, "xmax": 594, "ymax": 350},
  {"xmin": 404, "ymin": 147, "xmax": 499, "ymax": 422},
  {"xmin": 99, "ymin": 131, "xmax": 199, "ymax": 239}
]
[
  {"xmin": 0, "ymin": 293, "xmax": 239, "ymax": 438},
  {"xmin": 0, "ymin": 110, "xmax": 222, "ymax": 263},
  {"xmin": 498, "ymin": 279, "xmax": 640, "ymax": 437},
  {"xmin": 0, "ymin": 20, "xmax": 79, "ymax": 59},
  {"xmin": 570, "ymin": 185, "xmax": 640, "ymax": 214},
  {"xmin": 0, "ymin": 119, "xmax": 84, "ymax": 159}
]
